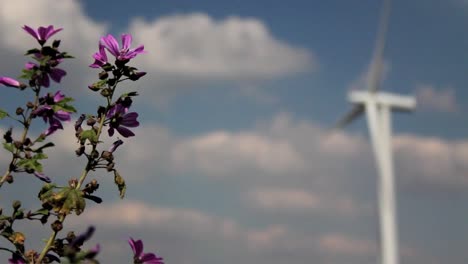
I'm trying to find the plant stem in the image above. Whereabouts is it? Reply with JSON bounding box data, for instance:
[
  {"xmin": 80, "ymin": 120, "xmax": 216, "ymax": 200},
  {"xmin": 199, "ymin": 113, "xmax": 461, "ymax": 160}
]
[
  {"xmin": 0, "ymin": 90, "xmax": 40, "ymax": 188},
  {"xmin": 36, "ymin": 214, "xmax": 65, "ymax": 263}
]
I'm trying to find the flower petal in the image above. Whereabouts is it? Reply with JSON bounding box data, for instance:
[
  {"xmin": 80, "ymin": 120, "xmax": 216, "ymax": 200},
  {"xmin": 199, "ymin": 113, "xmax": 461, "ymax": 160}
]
[
  {"xmin": 128, "ymin": 238, "xmax": 144, "ymax": 257},
  {"xmin": 49, "ymin": 68, "xmax": 67, "ymax": 83},
  {"xmin": 54, "ymin": 110, "xmax": 71, "ymax": 122},
  {"xmin": 109, "ymin": 139, "xmax": 124, "ymax": 153},
  {"xmin": 121, "ymin": 34, "xmax": 132, "ymax": 50},
  {"xmin": 33, "ymin": 172, "xmax": 51, "ymax": 182},
  {"xmin": 44, "ymin": 26, "xmax": 63, "ymax": 40},
  {"xmin": 22, "ymin": 25, "xmax": 39, "ymax": 40},
  {"xmin": 101, "ymin": 34, "xmax": 120, "ymax": 57},
  {"xmin": 116, "ymin": 126, "xmax": 135, "ymax": 138},
  {"xmin": 53, "ymin": 91, "xmax": 65, "ymax": 102},
  {"xmin": 0, "ymin": 77, "xmax": 21, "ymax": 88},
  {"xmin": 140, "ymin": 253, "xmax": 163, "ymax": 263}
]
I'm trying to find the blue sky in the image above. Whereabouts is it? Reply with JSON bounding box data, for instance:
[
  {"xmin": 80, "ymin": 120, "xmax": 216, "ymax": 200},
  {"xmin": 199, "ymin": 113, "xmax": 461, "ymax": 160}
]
[{"xmin": 0, "ymin": 0, "xmax": 468, "ymax": 263}]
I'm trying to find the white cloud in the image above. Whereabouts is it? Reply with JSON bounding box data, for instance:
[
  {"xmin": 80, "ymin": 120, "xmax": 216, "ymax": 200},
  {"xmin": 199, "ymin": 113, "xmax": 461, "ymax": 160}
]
[
  {"xmin": 319, "ymin": 233, "xmax": 376, "ymax": 255},
  {"xmin": 415, "ymin": 84, "xmax": 459, "ymax": 112},
  {"xmin": 171, "ymin": 130, "xmax": 305, "ymax": 176},
  {"xmin": 129, "ymin": 13, "xmax": 315, "ymax": 80},
  {"xmin": 394, "ymin": 134, "xmax": 468, "ymax": 188},
  {"xmin": 247, "ymin": 188, "xmax": 320, "ymax": 210},
  {"xmin": 68, "ymin": 200, "xmax": 385, "ymax": 264},
  {"xmin": 245, "ymin": 187, "xmax": 362, "ymax": 215}
]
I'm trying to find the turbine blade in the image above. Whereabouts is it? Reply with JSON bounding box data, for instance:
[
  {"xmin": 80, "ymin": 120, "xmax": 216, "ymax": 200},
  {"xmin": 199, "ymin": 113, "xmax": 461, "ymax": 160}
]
[
  {"xmin": 334, "ymin": 105, "xmax": 365, "ymax": 129},
  {"xmin": 367, "ymin": 0, "xmax": 392, "ymax": 92}
]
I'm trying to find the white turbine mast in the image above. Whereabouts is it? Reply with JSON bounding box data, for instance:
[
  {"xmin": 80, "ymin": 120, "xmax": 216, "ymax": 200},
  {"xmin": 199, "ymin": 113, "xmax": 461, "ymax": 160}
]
[{"xmin": 335, "ymin": 1, "xmax": 416, "ymax": 264}]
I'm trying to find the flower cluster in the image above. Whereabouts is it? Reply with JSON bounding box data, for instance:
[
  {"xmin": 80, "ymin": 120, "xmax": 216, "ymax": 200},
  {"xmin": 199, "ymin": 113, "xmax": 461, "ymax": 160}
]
[{"xmin": 0, "ymin": 25, "xmax": 164, "ymax": 264}]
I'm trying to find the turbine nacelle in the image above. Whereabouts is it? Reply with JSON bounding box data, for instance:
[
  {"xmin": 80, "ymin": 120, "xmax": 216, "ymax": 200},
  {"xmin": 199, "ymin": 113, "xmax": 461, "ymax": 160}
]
[{"xmin": 349, "ymin": 90, "xmax": 416, "ymax": 111}]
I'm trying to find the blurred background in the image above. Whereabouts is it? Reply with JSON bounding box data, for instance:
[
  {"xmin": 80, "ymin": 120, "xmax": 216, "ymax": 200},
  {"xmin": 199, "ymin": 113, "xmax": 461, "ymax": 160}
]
[{"xmin": 0, "ymin": 0, "xmax": 467, "ymax": 263}]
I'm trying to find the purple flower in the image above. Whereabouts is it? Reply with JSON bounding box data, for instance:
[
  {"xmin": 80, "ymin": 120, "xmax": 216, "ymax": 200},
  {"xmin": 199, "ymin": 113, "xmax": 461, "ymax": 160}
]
[
  {"xmin": 128, "ymin": 238, "xmax": 164, "ymax": 264},
  {"xmin": 33, "ymin": 172, "xmax": 51, "ymax": 183},
  {"xmin": 109, "ymin": 139, "xmax": 124, "ymax": 153},
  {"xmin": 0, "ymin": 77, "xmax": 22, "ymax": 88},
  {"xmin": 23, "ymin": 25, "xmax": 62, "ymax": 45},
  {"xmin": 107, "ymin": 104, "xmax": 139, "ymax": 138},
  {"xmin": 33, "ymin": 91, "xmax": 71, "ymax": 135},
  {"xmin": 70, "ymin": 226, "xmax": 95, "ymax": 248},
  {"xmin": 101, "ymin": 34, "xmax": 145, "ymax": 61},
  {"xmin": 25, "ymin": 61, "xmax": 66, "ymax": 88},
  {"xmin": 90, "ymin": 43, "xmax": 109, "ymax": 68}
]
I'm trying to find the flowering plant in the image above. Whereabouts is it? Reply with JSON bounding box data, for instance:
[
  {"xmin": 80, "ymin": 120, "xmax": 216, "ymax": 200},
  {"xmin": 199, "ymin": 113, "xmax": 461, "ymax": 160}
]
[{"xmin": 0, "ymin": 25, "xmax": 163, "ymax": 264}]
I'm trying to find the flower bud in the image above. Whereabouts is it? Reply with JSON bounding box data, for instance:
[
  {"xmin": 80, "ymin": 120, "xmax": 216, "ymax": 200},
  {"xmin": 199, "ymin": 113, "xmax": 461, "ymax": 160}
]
[
  {"xmin": 14, "ymin": 210, "xmax": 24, "ymax": 220},
  {"xmin": 24, "ymin": 138, "xmax": 32, "ymax": 146},
  {"xmin": 97, "ymin": 106, "xmax": 106, "ymax": 116},
  {"xmin": 49, "ymin": 59, "xmax": 59, "ymax": 67},
  {"xmin": 10, "ymin": 232, "xmax": 25, "ymax": 245},
  {"xmin": 26, "ymin": 101, "xmax": 34, "ymax": 108},
  {"xmin": 12, "ymin": 200, "xmax": 21, "ymax": 210},
  {"xmin": 102, "ymin": 63, "xmax": 113, "ymax": 72},
  {"xmin": 40, "ymin": 215, "xmax": 48, "ymax": 224},
  {"xmin": 106, "ymin": 162, "xmax": 115, "ymax": 171},
  {"xmin": 13, "ymin": 140, "xmax": 23, "ymax": 150},
  {"xmin": 88, "ymin": 84, "xmax": 100, "ymax": 91},
  {"xmin": 101, "ymin": 151, "xmax": 113, "ymax": 161},
  {"xmin": 90, "ymin": 150, "xmax": 99, "ymax": 159},
  {"xmin": 107, "ymin": 78, "xmax": 116, "ymax": 86},
  {"xmin": 66, "ymin": 231, "xmax": 76, "ymax": 243},
  {"xmin": 4, "ymin": 128, "xmax": 13, "ymax": 143},
  {"xmin": 75, "ymin": 145, "xmax": 85, "ymax": 156},
  {"xmin": 69, "ymin": 178, "xmax": 78, "ymax": 188},
  {"xmin": 129, "ymin": 71, "xmax": 146, "ymax": 81},
  {"xmin": 100, "ymin": 88, "xmax": 111, "ymax": 97},
  {"xmin": 86, "ymin": 118, "xmax": 96, "ymax": 126},
  {"xmin": 99, "ymin": 71, "xmax": 108, "ymax": 80},
  {"xmin": 52, "ymin": 39, "xmax": 61, "ymax": 48},
  {"xmin": 16, "ymin": 107, "xmax": 24, "ymax": 115},
  {"xmin": 51, "ymin": 220, "xmax": 63, "ymax": 232},
  {"xmin": 115, "ymin": 59, "xmax": 129, "ymax": 68},
  {"xmin": 5, "ymin": 174, "xmax": 13, "ymax": 184}
]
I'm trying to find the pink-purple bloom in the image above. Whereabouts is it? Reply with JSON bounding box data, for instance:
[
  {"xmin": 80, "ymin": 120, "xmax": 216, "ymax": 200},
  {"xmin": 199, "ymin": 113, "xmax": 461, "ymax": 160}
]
[
  {"xmin": 25, "ymin": 61, "xmax": 66, "ymax": 88},
  {"xmin": 128, "ymin": 238, "xmax": 164, "ymax": 264},
  {"xmin": 33, "ymin": 91, "xmax": 71, "ymax": 135},
  {"xmin": 0, "ymin": 77, "xmax": 22, "ymax": 88},
  {"xmin": 33, "ymin": 171, "xmax": 51, "ymax": 183},
  {"xmin": 90, "ymin": 43, "xmax": 109, "ymax": 68},
  {"xmin": 100, "ymin": 34, "xmax": 145, "ymax": 61},
  {"xmin": 109, "ymin": 139, "xmax": 124, "ymax": 153},
  {"xmin": 22, "ymin": 25, "xmax": 62, "ymax": 45},
  {"xmin": 107, "ymin": 104, "xmax": 139, "ymax": 138}
]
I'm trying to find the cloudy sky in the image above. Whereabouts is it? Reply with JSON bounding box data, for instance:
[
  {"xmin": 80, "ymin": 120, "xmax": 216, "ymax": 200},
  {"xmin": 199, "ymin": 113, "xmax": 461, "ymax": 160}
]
[{"xmin": 0, "ymin": 0, "xmax": 468, "ymax": 263}]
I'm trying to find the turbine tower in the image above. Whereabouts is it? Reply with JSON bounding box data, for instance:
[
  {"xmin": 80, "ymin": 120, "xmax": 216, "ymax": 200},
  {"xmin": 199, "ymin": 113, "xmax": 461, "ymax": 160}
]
[{"xmin": 335, "ymin": 1, "xmax": 416, "ymax": 264}]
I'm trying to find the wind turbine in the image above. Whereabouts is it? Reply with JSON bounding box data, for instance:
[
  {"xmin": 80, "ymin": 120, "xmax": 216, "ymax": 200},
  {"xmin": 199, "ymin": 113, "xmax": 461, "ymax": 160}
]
[{"xmin": 335, "ymin": 1, "xmax": 416, "ymax": 264}]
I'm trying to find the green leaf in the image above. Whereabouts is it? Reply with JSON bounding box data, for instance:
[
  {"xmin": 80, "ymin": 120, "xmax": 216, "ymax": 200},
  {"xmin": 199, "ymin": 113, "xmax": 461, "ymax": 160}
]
[
  {"xmin": 33, "ymin": 153, "xmax": 48, "ymax": 160},
  {"xmin": 121, "ymin": 91, "xmax": 139, "ymax": 98},
  {"xmin": 0, "ymin": 109, "xmax": 8, "ymax": 120},
  {"xmin": 33, "ymin": 208, "xmax": 50, "ymax": 216},
  {"xmin": 80, "ymin": 129, "xmax": 98, "ymax": 144},
  {"xmin": 3, "ymin": 143, "xmax": 14, "ymax": 153},
  {"xmin": 25, "ymin": 48, "xmax": 40, "ymax": 55}
]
